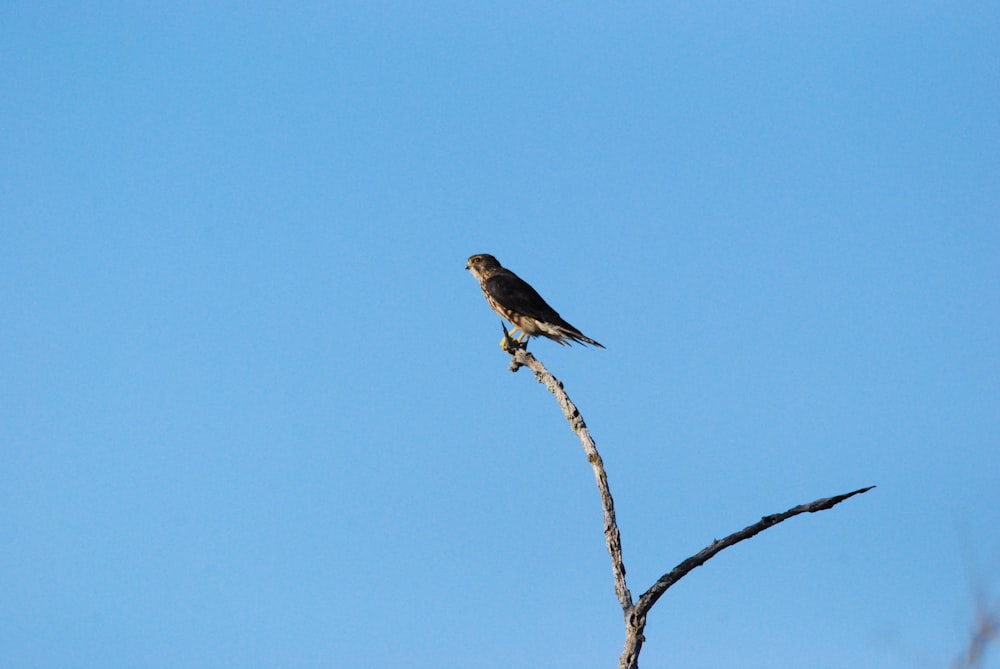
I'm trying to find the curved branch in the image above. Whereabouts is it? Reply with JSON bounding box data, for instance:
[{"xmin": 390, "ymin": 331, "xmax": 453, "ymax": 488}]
[
  {"xmin": 503, "ymin": 343, "xmax": 873, "ymax": 669},
  {"xmin": 634, "ymin": 485, "xmax": 875, "ymax": 619},
  {"xmin": 509, "ymin": 348, "xmax": 633, "ymax": 613}
]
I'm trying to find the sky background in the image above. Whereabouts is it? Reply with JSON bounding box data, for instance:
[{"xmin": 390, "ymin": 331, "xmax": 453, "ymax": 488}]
[{"xmin": 2, "ymin": 3, "xmax": 999, "ymax": 668}]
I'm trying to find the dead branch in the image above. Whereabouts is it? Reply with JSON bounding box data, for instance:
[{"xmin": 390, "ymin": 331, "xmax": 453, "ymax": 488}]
[
  {"xmin": 636, "ymin": 485, "xmax": 875, "ymax": 617},
  {"xmin": 509, "ymin": 348, "xmax": 632, "ymax": 612},
  {"xmin": 952, "ymin": 593, "xmax": 999, "ymax": 669},
  {"xmin": 506, "ymin": 347, "xmax": 873, "ymax": 669}
]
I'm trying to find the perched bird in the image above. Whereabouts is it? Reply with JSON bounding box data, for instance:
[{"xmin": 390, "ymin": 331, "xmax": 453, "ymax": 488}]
[{"xmin": 466, "ymin": 253, "xmax": 604, "ymax": 349}]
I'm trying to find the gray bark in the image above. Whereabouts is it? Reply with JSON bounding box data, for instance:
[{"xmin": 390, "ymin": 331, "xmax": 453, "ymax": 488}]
[{"xmin": 507, "ymin": 346, "xmax": 873, "ymax": 668}]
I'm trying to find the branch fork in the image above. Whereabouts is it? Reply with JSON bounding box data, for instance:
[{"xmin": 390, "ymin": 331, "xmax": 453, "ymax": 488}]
[{"xmin": 503, "ymin": 347, "xmax": 873, "ymax": 669}]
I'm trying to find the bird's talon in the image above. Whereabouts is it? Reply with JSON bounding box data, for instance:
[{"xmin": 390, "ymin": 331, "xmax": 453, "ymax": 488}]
[{"xmin": 499, "ymin": 334, "xmax": 525, "ymax": 353}]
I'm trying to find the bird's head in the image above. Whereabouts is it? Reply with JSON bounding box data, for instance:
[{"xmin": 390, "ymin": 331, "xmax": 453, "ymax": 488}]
[{"xmin": 465, "ymin": 253, "xmax": 501, "ymax": 279}]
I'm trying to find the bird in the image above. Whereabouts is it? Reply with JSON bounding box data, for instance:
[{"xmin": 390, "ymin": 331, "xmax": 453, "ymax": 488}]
[{"xmin": 465, "ymin": 253, "xmax": 604, "ymax": 350}]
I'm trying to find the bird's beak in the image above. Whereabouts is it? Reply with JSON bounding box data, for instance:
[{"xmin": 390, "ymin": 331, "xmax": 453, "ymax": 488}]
[{"xmin": 464, "ymin": 262, "xmax": 470, "ymax": 270}]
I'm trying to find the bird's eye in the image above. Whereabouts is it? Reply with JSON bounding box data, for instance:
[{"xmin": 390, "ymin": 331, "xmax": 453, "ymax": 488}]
[{"xmin": 472, "ymin": 257, "xmax": 481, "ymax": 263}]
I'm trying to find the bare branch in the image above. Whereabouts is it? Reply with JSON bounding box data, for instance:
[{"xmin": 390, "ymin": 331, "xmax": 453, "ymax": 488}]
[
  {"xmin": 509, "ymin": 348, "xmax": 633, "ymax": 613},
  {"xmin": 635, "ymin": 485, "xmax": 875, "ymax": 619},
  {"xmin": 952, "ymin": 593, "xmax": 999, "ymax": 669},
  {"xmin": 503, "ymin": 346, "xmax": 873, "ymax": 669}
]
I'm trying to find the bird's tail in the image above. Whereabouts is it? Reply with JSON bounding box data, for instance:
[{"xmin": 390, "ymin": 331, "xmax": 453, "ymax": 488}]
[{"xmin": 545, "ymin": 321, "xmax": 604, "ymax": 348}]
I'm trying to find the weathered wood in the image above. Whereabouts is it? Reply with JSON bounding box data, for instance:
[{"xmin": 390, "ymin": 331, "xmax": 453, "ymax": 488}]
[{"xmin": 506, "ymin": 347, "xmax": 873, "ymax": 668}]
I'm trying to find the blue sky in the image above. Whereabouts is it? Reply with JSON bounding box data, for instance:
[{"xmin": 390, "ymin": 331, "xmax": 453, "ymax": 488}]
[{"xmin": 2, "ymin": 3, "xmax": 998, "ymax": 668}]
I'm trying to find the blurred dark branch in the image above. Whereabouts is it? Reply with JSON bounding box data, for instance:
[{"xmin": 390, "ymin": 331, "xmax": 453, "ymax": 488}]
[{"xmin": 952, "ymin": 593, "xmax": 999, "ymax": 669}]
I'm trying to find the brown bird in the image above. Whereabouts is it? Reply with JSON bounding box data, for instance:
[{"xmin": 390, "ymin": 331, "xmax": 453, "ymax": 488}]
[{"xmin": 466, "ymin": 253, "xmax": 604, "ymax": 349}]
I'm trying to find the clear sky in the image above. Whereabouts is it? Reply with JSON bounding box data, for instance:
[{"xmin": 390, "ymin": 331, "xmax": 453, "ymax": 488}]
[{"xmin": 2, "ymin": 3, "xmax": 998, "ymax": 668}]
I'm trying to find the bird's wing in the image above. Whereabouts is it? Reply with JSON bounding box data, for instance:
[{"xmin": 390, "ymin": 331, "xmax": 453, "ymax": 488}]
[{"xmin": 484, "ymin": 271, "xmax": 562, "ymax": 322}]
